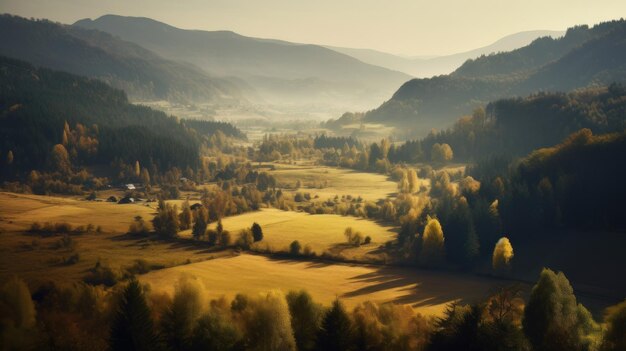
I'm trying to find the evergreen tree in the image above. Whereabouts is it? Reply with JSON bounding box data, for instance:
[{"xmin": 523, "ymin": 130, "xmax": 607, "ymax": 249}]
[
  {"xmin": 315, "ymin": 299, "xmax": 354, "ymax": 351},
  {"xmin": 109, "ymin": 280, "xmax": 159, "ymax": 351},
  {"xmin": 251, "ymin": 222, "xmax": 263, "ymax": 242}
]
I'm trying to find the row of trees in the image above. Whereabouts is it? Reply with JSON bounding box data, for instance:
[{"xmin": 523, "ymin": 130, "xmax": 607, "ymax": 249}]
[{"xmin": 2, "ymin": 268, "xmax": 624, "ymax": 350}]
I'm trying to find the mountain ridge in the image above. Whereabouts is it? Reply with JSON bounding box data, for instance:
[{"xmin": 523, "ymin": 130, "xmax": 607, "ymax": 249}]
[
  {"xmin": 73, "ymin": 14, "xmax": 411, "ymax": 110},
  {"xmin": 0, "ymin": 14, "xmax": 246, "ymax": 105}
]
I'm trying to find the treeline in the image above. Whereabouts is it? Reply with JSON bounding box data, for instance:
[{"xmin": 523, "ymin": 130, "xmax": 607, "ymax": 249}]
[
  {"xmin": 0, "ymin": 56, "xmax": 245, "ymax": 190},
  {"xmin": 183, "ymin": 119, "xmax": 247, "ymax": 140},
  {"xmin": 415, "ymin": 85, "xmax": 626, "ymax": 162},
  {"xmin": 2, "ymin": 268, "xmax": 625, "ymax": 351},
  {"xmin": 468, "ymin": 128, "xmax": 626, "ymax": 234}
]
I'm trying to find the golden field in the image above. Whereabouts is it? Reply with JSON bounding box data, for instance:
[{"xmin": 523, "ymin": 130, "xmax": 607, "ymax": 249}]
[
  {"xmin": 262, "ymin": 163, "xmax": 399, "ymax": 202},
  {"xmin": 194, "ymin": 208, "xmax": 397, "ymax": 258},
  {"xmin": 140, "ymin": 253, "xmax": 504, "ymax": 317}
]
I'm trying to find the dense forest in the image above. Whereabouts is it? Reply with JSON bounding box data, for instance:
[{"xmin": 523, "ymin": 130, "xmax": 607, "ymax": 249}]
[
  {"xmin": 407, "ymin": 84, "xmax": 626, "ymax": 161},
  {"xmin": 0, "ymin": 56, "xmax": 244, "ymax": 183},
  {"xmin": 469, "ymin": 128, "xmax": 626, "ymax": 234}
]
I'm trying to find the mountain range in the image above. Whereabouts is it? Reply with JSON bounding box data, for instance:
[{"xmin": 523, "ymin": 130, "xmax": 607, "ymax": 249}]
[
  {"xmin": 326, "ymin": 30, "xmax": 564, "ymax": 78},
  {"xmin": 73, "ymin": 15, "xmax": 411, "ymax": 110},
  {"xmin": 0, "ymin": 14, "xmax": 246, "ymax": 104},
  {"xmin": 359, "ymin": 20, "xmax": 626, "ymax": 136}
]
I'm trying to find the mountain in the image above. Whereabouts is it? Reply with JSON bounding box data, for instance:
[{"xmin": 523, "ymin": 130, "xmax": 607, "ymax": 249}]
[
  {"xmin": 73, "ymin": 15, "xmax": 411, "ymax": 110},
  {"xmin": 0, "ymin": 14, "xmax": 245, "ymax": 104},
  {"xmin": 360, "ymin": 20, "xmax": 626, "ymax": 136},
  {"xmin": 327, "ymin": 30, "xmax": 564, "ymax": 78}
]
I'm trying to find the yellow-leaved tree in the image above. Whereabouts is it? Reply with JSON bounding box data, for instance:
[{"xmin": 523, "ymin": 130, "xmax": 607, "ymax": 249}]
[{"xmin": 492, "ymin": 237, "xmax": 514, "ymax": 274}]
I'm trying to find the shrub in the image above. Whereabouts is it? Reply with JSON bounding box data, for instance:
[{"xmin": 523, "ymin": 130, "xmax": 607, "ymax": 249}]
[
  {"xmin": 129, "ymin": 216, "xmax": 150, "ymax": 236},
  {"xmin": 236, "ymin": 229, "xmax": 254, "ymax": 249},
  {"xmin": 344, "ymin": 227, "xmax": 364, "ymax": 247},
  {"xmin": 64, "ymin": 253, "xmax": 80, "ymax": 265},
  {"xmin": 289, "ymin": 240, "xmax": 302, "ymax": 255},
  {"xmin": 207, "ymin": 230, "xmax": 218, "ymax": 246},
  {"xmin": 303, "ymin": 245, "xmax": 314, "ymax": 256},
  {"xmin": 125, "ymin": 259, "xmax": 159, "ymax": 275},
  {"xmin": 364, "ymin": 236, "xmax": 371, "ymax": 244},
  {"xmin": 84, "ymin": 260, "xmax": 120, "ymax": 287},
  {"xmin": 54, "ymin": 234, "xmax": 76, "ymax": 251},
  {"xmin": 220, "ymin": 231, "xmax": 231, "ymax": 247}
]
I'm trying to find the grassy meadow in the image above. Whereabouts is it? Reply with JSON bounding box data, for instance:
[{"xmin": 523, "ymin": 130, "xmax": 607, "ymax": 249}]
[
  {"xmin": 140, "ymin": 253, "xmax": 505, "ymax": 317},
  {"xmin": 194, "ymin": 208, "xmax": 397, "ymax": 258},
  {"xmin": 0, "ymin": 192, "xmax": 223, "ymax": 284},
  {"xmin": 260, "ymin": 162, "xmax": 400, "ymax": 202}
]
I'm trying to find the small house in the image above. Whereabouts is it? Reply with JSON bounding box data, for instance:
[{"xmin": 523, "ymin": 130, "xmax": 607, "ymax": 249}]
[{"xmin": 118, "ymin": 196, "xmax": 135, "ymax": 204}]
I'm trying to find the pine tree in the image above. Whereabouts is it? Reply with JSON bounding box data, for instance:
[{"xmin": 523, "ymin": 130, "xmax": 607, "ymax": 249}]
[
  {"xmin": 315, "ymin": 299, "xmax": 353, "ymax": 351},
  {"xmin": 109, "ymin": 280, "xmax": 159, "ymax": 351}
]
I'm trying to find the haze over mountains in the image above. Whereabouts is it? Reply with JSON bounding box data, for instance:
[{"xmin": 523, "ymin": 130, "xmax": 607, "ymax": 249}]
[
  {"xmin": 0, "ymin": 14, "xmax": 246, "ymax": 105},
  {"xmin": 359, "ymin": 19, "xmax": 626, "ymax": 136},
  {"xmin": 327, "ymin": 30, "xmax": 565, "ymax": 78},
  {"xmin": 73, "ymin": 15, "xmax": 411, "ymax": 110}
]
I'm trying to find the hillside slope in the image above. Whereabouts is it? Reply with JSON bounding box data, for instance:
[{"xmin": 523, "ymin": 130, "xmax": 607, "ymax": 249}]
[
  {"xmin": 362, "ymin": 20, "xmax": 626, "ymax": 135},
  {"xmin": 74, "ymin": 15, "xmax": 411, "ymax": 109},
  {"xmin": 0, "ymin": 56, "xmax": 202, "ymax": 174},
  {"xmin": 0, "ymin": 14, "xmax": 245, "ymax": 104},
  {"xmin": 328, "ymin": 30, "xmax": 564, "ymax": 78}
]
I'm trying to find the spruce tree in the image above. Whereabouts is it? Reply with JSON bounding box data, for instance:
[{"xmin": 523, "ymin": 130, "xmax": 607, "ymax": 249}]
[
  {"xmin": 315, "ymin": 299, "xmax": 353, "ymax": 351},
  {"xmin": 109, "ymin": 280, "xmax": 159, "ymax": 351}
]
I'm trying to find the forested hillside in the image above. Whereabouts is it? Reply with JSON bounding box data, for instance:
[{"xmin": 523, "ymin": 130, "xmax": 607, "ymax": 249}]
[
  {"xmin": 73, "ymin": 15, "xmax": 411, "ymax": 108},
  {"xmin": 0, "ymin": 56, "xmax": 244, "ymax": 179},
  {"xmin": 0, "ymin": 14, "xmax": 245, "ymax": 104},
  {"xmin": 415, "ymin": 84, "xmax": 626, "ymax": 161},
  {"xmin": 361, "ymin": 20, "xmax": 626, "ymax": 135},
  {"xmin": 469, "ymin": 128, "xmax": 626, "ymax": 233}
]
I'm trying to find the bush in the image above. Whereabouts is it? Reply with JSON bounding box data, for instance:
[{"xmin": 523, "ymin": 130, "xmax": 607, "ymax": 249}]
[
  {"xmin": 290, "ymin": 240, "xmax": 302, "ymax": 255},
  {"xmin": 207, "ymin": 229, "xmax": 218, "ymax": 246},
  {"xmin": 129, "ymin": 216, "xmax": 150, "ymax": 236},
  {"xmin": 364, "ymin": 236, "xmax": 371, "ymax": 244},
  {"xmin": 303, "ymin": 245, "xmax": 314, "ymax": 256},
  {"xmin": 236, "ymin": 229, "xmax": 254, "ymax": 249},
  {"xmin": 344, "ymin": 227, "xmax": 364, "ymax": 247},
  {"xmin": 84, "ymin": 260, "xmax": 120, "ymax": 287},
  {"xmin": 220, "ymin": 231, "xmax": 231, "ymax": 247},
  {"xmin": 54, "ymin": 234, "xmax": 76, "ymax": 251},
  {"xmin": 64, "ymin": 253, "xmax": 80, "ymax": 265}
]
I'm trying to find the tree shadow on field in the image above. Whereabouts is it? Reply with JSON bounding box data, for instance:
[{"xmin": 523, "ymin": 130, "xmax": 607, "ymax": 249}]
[
  {"xmin": 108, "ymin": 233, "xmax": 220, "ymax": 254},
  {"xmin": 341, "ymin": 267, "xmax": 498, "ymax": 309}
]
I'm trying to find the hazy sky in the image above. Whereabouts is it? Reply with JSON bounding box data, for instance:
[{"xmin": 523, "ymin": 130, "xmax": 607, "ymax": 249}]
[{"xmin": 1, "ymin": 0, "xmax": 624, "ymax": 55}]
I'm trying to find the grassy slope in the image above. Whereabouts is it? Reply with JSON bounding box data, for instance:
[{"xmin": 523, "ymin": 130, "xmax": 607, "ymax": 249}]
[
  {"xmin": 140, "ymin": 253, "xmax": 504, "ymax": 317},
  {"xmin": 202, "ymin": 208, "xmax": 397, "ymax": 258},
  {"xmin": 0, "ymin": 192, "xmax": 221, "ymax": 284},
  {"xmin": 264, "ymin": 163, "xmax": 399, "ymax": 202}
]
